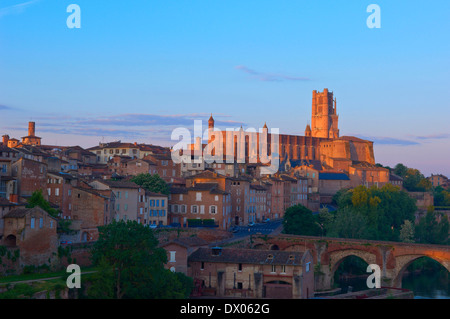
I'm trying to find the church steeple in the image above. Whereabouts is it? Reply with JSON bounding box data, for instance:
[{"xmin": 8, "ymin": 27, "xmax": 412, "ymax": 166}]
[{"xmin": 208, "ymin": 114, "xmax": 214, "ymax": 129}]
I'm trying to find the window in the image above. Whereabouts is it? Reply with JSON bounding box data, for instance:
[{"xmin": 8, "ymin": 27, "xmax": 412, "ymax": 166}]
[
  {"xmin": 196, "ymin": 192, "xmax": 202, "ymax": 201},
  {"xmin": 237, "ymin": 282, "xmax": 243, "ymax": 290},
  {"xmin": 210, "ymin": 205, "xmax": 217, "ymax": 214},
  {"xmin": 271, "ymin": 265, "xmax": 276, "ymax": 273},
  {"xmin": 200, "ymin": 205, "xmax": 205, "ymax": 214},
  {"xmin": 39, "ymin": 217, "xmax": 43, "ymax": 228},
  {"xmin": 156, "ymin": 200, "xmax": 160, "ymax": 207},
  {"xmin": 50, "ymin": 221, "xmax": 54, "ymax": 228},
  {"xmin": 306, "ymin": 262, "xmax": 311, "ymax": 273},
  {"xmin": 161, "ymin": 199, "xmax": 165, "ymax": 207},
  {"xmin": 169, "ymin": 251, "xmax": 176, "ymax": 262},
  {"xmin": 238, "ymin": 263, "xmax": 242, "ymax": 271},
  {"xmin": 281, "ymin": 265, "xmax": 286, "ymax": 273},
  {"xmin": 191, "ymin": 205, "xmax": 198, "ymax": 214},
  {"xmin": 30, "ymin": 218, "xmax": 35, "ymax": 229},
  {"xmin": 55, "ymin": 188, "xmax": 59, "ymax": 196},
  {"xmin": 201, "ymin": 262, "xmax": 204, "ymax": 270},
  {"xmin": 47, "ymin": 188, "xmax": 51, "ymax": 196}
]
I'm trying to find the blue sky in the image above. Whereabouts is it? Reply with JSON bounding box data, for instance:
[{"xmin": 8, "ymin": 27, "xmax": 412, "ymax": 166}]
[{"xmin": 0, "ymin": 0, "xmax": 449, "ymax": 176}]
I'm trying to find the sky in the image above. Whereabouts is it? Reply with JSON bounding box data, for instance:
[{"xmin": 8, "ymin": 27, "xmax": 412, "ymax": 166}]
[{"xmin": 0, "ymin": 0, "xmax": 449, "ymax": 176}]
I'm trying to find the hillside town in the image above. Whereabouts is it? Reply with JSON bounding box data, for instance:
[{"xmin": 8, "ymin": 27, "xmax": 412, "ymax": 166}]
[{"xmin": 0, "ymin": 89, "xmax": 447, "ymax": 299}]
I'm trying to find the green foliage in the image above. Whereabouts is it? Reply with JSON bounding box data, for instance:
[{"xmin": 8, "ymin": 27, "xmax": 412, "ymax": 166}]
[
  {"xmin": 0, "ymin": 283, "xmax": 37, "ymax": 299},
  {"xmin": 329, "ymin": 184, "xmax": 417, "ymax": 241},
  {"xmin": 393, "ymin": 164, "xmax": 431, "ymax": 192},
  {"xmin": 26, "ymin": 190, "xmax": 59, "ymax": 218},
  {"xmin": 282, "ymin": 204, "xmax": 321, "ymax": 236},
  {"xmin": 399, "ymin": 220, "xmax": 415, "ymax": 243},
  {"xmin": 86, "ymin": 257, "xmax": 115, "ymax": 299},
  {"xmin": 130, "ymin": 173, "xmax": 170, "ymax": 195},
  {"xmin": 57, "ymin": 219, "xmax": 76, "ymax": 234},
  {"xmin": 433, "ymin": 186, "xmax": 450, "ymax": 207},
  {"xmin": 414, "ymin": 209, "xmax": 449, "ymax": 245},
  {"xmin": 91, "ymin": 220, "xmax": 193, "ymax": 299}
]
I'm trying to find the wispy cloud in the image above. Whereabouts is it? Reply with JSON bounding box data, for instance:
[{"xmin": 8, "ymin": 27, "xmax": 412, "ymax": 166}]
[
  {"xmin": 0, "ymin": 105, "xmax": 12, "ymax": 110},
  {"xmin": 411, "ymin": 133, "xmax": 450, "ymax": 140},
  {"xmin": 235, "ymin": 65, "xmax": 310, "ymax": 82},
  {"xmin": 16, "ymin": 112, "xmax": 247, "ymax": 144},
  {"xmin": 359, "ymin": 135, "xmax": 420, "ymax": 146},
  {"xmin": 0, "ymin": 0, "xmax": 40, "ymax": 18},
  {"xmin": 35, "ymin": 113, "xmax": 245, "ymax": 128}
]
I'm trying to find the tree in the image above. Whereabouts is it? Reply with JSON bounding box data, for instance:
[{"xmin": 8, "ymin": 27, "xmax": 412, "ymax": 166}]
[
  {"xmin": 26, "ymin": 190, "xmax": 59, "ymax": 218},
  {"xmin": 86, "ymin": 257, "xmax": 115, "ymax": 299},
  {"xmin": 326, "ymin": 207, "xmax": 371, "ymax": 239},
  {"xmin": 130, "ymin": 173, "xmax": 170, "ymax": 195},
  {"xmin": 393, "ymin": 164, "xmax": 431, "ymax": 192},
  {"xmin": 328, "ymin": 184, "xmax": 417, "ymax": 241},
  {"xmin": 415, "ymin": 208, "xmax": 449, "ymax": 245},
  {"xmin": 282, "ymin": 205, "xmax": 321, "ymax": 236},
  {"xmin": 399, "ymin": 220, "xmax": 415, "ymax": 243},
  {"xmin": 433, "ymin": 186, "xmax": 450, "ymax": 207},
  {"xmin": 91, "ymin": 220, "xmax": 193, "ymax": 298}
]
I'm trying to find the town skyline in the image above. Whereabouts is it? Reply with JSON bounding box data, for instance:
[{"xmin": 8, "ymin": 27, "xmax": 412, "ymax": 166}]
[{"xmin": 1, "ymin": 0, "xmax": 449, "ymax": 176}]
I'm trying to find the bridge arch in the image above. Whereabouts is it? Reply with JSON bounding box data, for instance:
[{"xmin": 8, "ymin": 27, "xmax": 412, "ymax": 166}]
[
  {"xmin": 391, "ymin": 254, "xmax": 450, "ymax": 288},
  {"xmin": 328, "ymin": 249, "xmax": 378, "ymax": 287}
]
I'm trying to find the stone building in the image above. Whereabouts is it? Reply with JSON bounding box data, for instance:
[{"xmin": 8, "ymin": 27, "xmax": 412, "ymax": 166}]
[
  {"xmin": 169, "ymin": 182, "xmax": 232, "ymax": 230},
  {"xmin": 71, "ymin": 186, "xmax": 115, "ymax": 242},
  {"xmin": 161, "ymin": 236, "xmax": 209, "ymax": 274},
  {"xmin": 88, "ymin": 179, "xmax": 142, "ymax": 222},
  {"xmin": 2, "ymin": 206, "xmax": 58, "ymax": 266},
  {"xmin": 47, "ymin": 171, "xmax": 76, "ymax": 219},
  {"xmin": 188, "ymin": 247, "xmax": 314, "ymax": 299},
  {"xmin": 11, "ymin": 157, "xmax": 48, "ymax": 200},
  {"xmin": 142, "ymin": 191, "xmax": 168, "ymax": 226}
]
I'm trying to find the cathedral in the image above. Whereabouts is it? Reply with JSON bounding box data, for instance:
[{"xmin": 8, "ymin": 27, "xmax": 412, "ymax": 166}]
[{"xmin": 203, "ymin": 88, "xmax": 377, "ymax": 175}]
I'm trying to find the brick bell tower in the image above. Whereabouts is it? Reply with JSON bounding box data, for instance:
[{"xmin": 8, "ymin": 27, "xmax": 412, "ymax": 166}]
[{"xmin": 310, "ymin": 88, "xmax": 339, "ymax": 139}]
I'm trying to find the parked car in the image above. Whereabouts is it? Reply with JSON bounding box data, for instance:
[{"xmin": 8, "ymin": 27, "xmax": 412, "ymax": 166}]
[
  {"xmin": 263, "ymin": 218, "xmax": 270, "ymax": 223},
  {"xmin": 148, "ymin": 224, "xmax": 157, "ymax": 229},
  {"xmin": 248, "ymin": 222, "xmax": 255, "ymax": 227}
]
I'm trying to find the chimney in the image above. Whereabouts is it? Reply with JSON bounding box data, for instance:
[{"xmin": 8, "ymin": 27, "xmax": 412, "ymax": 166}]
[
  {"xmin": 2, "ymin": 135, "xmax": 9, "ymax": 145},
  {"xmin": 28, "ymin": 122, "xmax": 36, "ymax": 136}
]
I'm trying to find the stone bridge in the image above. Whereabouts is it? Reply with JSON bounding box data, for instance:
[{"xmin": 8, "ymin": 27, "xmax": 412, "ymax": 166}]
[{"xmin": 250, "ymin": 234, "xmax": 450, "ymax": 291}]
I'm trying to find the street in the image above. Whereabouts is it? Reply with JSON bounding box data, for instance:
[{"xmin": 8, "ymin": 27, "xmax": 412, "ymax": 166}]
[{"xmin": 230, "ymin": 219, "xmax": 283, "ymax": 238}]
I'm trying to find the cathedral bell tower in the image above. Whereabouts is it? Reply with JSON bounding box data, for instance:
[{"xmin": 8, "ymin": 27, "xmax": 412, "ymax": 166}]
[{"xmin": 310, "ymin": 89, "xmax": 339, "ymax": 139}]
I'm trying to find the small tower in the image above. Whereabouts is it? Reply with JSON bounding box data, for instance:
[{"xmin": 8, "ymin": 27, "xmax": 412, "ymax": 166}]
[
  {"xmin": 28, "ymin": 121, "xmax": 36, "ymax": 137},
  {"xmin": 2, "ymin": 135, "xmax": 9, "ymax": 145},
  {"xmin": 208, "ymin": 114, "xmax": 215, "ymax": 130},
  {"xmin": 305, "ymin": 124, "xmax": 312, "ymax": 137}
]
